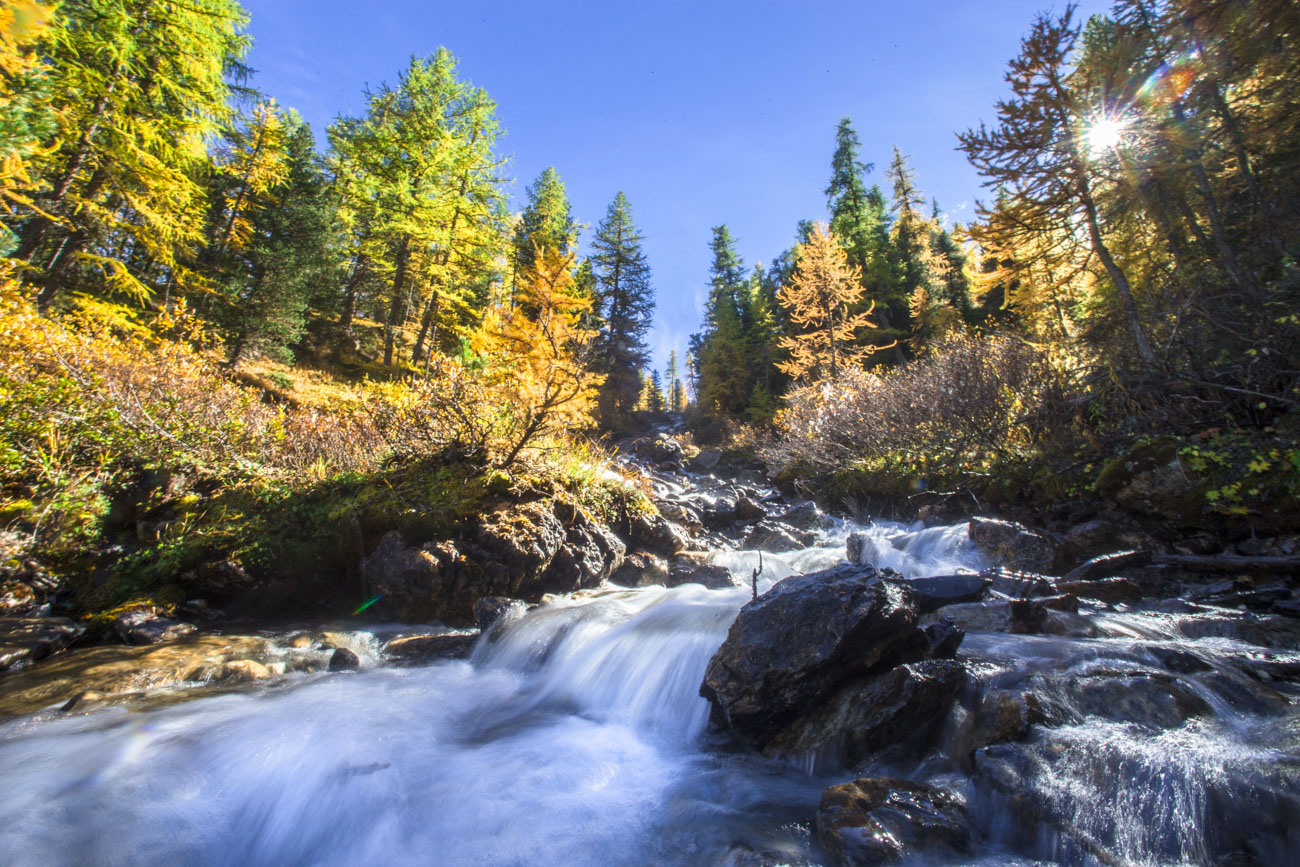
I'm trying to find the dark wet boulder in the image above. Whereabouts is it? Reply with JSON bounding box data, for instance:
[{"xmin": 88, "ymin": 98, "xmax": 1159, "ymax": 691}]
[
  {"xmin": 741, "ymin": 522, "xmax": 809, "ymax": 553},
  {"xmin": 816, "ymin": 777, "xmax": 971, "ymax": 867},
  {"xmin": 643, "ymin": 434, "xmax": 686, "ymax": 464},
  {"xmin": 988, "ymin": 569, "xmax": 1057, "ymax": 598},
  {"xmin": 114, "ymin": 610, "xmax": 197, "ymax": 645},
  {"xmin": 733, "ymin": 495, "xmax": 766, "ymax": 523},
  {"xmin": 777, "ymin": 500, "xmax": 830, "ymax": 531},
  {"xmin": 1056, "ymin": 576, "xmax": 1143, "ymax": 604},
  {"xmin": 904, "ymin": 574, "xmax": 987, "ymax": 612},
  {"xmin": 384, "ymin": 632, "xmax": 478, "ymax": 664},
  {"xmin": 949, "ymin": 688, "xmax": 1043, "ymax": 768},
  {"xmin": 609, "ymin": 552, "xmax": 670, "ymax": 587},
  {"xmin": 667, "ymin": 562, "xmax": 736, "ymax": 589},
  {"xmin": 474, "ymin": 596, "xmax": 525, "ymax": 632},
  {"xmin": 653, "ymin": 500, "xmax": 702, "ymax": 535},
  {"xmin": 546, "ymin": 507, "xmax": 626, "ymax": 591},
  {"xmin": 922, "ymin": 600, "xmax": 1010, "ymax": 633},
  {"xmin": 1061, "ymin": 549, "xmax": 1152, "ymax": 583},
  {"xmin": 697, "ymin": 495, "xmax": 738, "ymax": 530},
  {"xmin": 765, "ymin": 659, "xmax": 966, "ymax": 763},
  {"xmin": 969, "ymin": 518, "xmax": 1058, "ymax": 574},
  {"xmin": 699, "ymin": 564, "xmax": 919, "ymax": 745},
  {"xmin": 692, "ymin": 449, "xmax": 722, "ymax": 470},
  {"xmin": 328, "ymin": 647, "xmax": 360, "ymax": 671},
  {"xmin": 0, "ymin": 617, "xmax": 85, "ymax": 670},
  {"xmin": 627, "ymin": 509, "xmax": 691, "ymax": 556},
  {"xmin": 1037, "ymin": 670, "xmax": 1212, "ymax": 729},
  {"xmin": 920, "ymin": 617, "xmax": 964, "ymax": 659},
  {"xmin": 360, "ymin": 532, "xmax": 464, "ymax": 621}
]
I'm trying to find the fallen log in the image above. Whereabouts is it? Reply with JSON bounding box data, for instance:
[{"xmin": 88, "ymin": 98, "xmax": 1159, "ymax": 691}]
[{"xmin": 1152, "ymin": 554, "xmax": 1300, "ymax": 575}]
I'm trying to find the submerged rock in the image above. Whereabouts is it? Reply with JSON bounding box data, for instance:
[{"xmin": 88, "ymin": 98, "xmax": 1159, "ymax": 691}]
[
  {"xmin": 816, "ymin": 777, "xmax": 971, "ymax": 866},
  {"xmin": 667, "ymin": 562, "xmax": 736, "ymax": 589},
  {"xmin": 699, "ymin": 564, "xmax": 919, "ymax": 745},
  {"xmin": 0, "ymin": 616, "xmax": 85, "ymax": 670}
]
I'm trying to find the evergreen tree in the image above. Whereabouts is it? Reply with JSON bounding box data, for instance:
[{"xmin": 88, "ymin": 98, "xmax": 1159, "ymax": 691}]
[
  {"xmin": 511, "ymin": 167, "xmax": 576, "ymax": 301},
  {"xmin": 649, "ymin": 369, "xmax": 666, "ymax": 413},
  {"xmin": 11, "ymin": 0, "xmax": 250, "ymax": 307},
  {"xmin": 589, "ymin": 191, "xmax": 654, "ymax": 427},
  {"xmin": 694, "ymin": 224, "xmax": 751, "ymax": 417},
  {"xmin": 221, "ymin": 117, "xmax": 336, "ymax": 366},
  {"xmin": 666, "ymin": 349, "xmax": 685, "ymax": 413}
]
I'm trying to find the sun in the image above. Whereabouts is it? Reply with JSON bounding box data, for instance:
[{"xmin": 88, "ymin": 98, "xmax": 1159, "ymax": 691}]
[{"xmin": 1085, "ymin": 117, "xmax": 1127, "ymax": 155}]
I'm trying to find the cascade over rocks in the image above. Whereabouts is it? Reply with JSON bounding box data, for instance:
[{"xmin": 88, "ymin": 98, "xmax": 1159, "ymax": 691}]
[{"xmin": 816, "ymin": 777, "xmax": 972, "ymax": 867}]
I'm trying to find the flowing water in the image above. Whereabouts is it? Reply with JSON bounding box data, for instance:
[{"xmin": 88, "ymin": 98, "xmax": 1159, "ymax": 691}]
[{"xmin": 0, "ymin": 485, "xmax": 1297, "ymax": 865}]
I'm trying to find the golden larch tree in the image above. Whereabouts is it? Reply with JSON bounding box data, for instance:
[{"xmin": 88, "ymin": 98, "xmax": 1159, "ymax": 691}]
[{"xmin": 777, "ymin": 222, "xmax": 891, "ymax": 382}]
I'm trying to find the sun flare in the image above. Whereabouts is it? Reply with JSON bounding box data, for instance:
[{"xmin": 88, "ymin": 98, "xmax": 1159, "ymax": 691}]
[{"xmin": 1085, "ymin": 117, "xmax": 1127, "ymax": 155}]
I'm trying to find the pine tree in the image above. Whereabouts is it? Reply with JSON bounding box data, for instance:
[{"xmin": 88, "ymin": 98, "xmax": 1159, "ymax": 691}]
[
  {"xmin": 649, "ymin": 369, "xmax": 666, "ymax": 413},
  {"xmin": 666, "ymin": 349, "xmax": 685, "ymax": 413},
  {"xmin": 695, "ymin": 224, "xmax": 752, "ymax": 417},
  {"xmin": 511, "ymin": 167, "xmax": 576, "ymax": 302},
  {"xmin": 589, "ymin": 191, "xmax": 654, "ymax": 428},
  {"xmin": 777, "ymin": 222, "xmax": 888, "ymax": 382}
]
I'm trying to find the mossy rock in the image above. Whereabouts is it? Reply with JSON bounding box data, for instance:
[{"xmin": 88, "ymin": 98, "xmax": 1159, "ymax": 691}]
[{"xmin": 1094, "ymin": 436, "xmax": 1181, "ymax": 498}]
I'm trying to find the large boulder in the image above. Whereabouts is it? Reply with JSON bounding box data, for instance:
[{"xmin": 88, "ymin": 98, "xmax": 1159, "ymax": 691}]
[
  {"xmin": 609, "ymin": 553, "xmax": 670, "ymax": 587},
  {"xmin": 545, "ymin": 507, "xmax": 626, "ymax": 591},
  {"xmin": 969, "ymin": 517, "xmax": 1058, "ymax": 574},
  {"xmin": 903, "ymin": 574, "xmax": 988, "ymax": 612},
  {"xmin": 765, "ymin": 659, "xmax": 966, "ymax": 763},
  {"xmin": 0, "ymin": 617, "xmax": 85, "ymax": 670},
  {"xmin": 627, "ymin": 510, "xmax": 691, "ymax": 556},
  {"xmin": 816, "ymin": 777, "xmax": 971, "ymax": 867},
  {"xmin": 699, "ymin": 564, "xmax": 919, "ymax": 744},
  {"xmin": 667, "ymin": 561, "xmax": 736, "ymax": 589}
]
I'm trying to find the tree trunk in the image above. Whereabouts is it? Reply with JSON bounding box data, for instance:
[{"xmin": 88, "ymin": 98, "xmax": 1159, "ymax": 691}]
[
  {"xmin": 36, "ymin": 231, "xmax": 87, "ymax": 309},
  {"xmin": 1077, "ymin": 169, "xmax": 1157, "ymax": 366},
  {"xmin": 383, "ymin": 238, "xmax": 411, "ymax": 367}
]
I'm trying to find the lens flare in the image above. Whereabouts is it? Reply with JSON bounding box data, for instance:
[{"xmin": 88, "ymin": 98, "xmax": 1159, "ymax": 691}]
[{"xmin": 1085, "ymin": 117, "xmax": 1126, "ymax": 155}]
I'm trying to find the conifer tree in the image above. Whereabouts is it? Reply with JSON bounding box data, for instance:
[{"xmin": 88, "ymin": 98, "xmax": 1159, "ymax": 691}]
[
  {"xmin": 694, "ymin": 224, "xmax": 752, "ymax": 416},
  {"xmin": 12, "ymin": 0, "xmax": 250, "ymax": 307},
  {"xmin": 221, "ymin": 118, "xmax": 336, "ymax": 366},
  {"xmin": 666, "ymin": 349, "xmax": 685, "ymax": 413},
  {"xmin": 511, "ymin": 167, "xmax": 576, "ymax": 301},
  {"xmin": 777, "ymin": 223, "xmax": 887, "ymax": 382},
  {"xmin": 589, "ymin": 191, "xmax": 654, "ymax": 428}
]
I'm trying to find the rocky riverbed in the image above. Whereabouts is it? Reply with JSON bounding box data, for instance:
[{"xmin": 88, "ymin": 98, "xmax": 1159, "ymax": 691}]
[{"xmin": 0, "ymin": 432, "xmax": 1298, "ymax": 865}]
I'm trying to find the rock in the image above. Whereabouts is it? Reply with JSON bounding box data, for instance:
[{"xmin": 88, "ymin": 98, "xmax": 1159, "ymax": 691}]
[
  {"xmin": 903, "ymin": 574, "xmax": 987, "ymax": 612},
  {"xmin": 922, "ymin": 600, "xmax": 1010, "ymax": 633},
  {"xmin": 1274, "ymin": 598, "xmax": 1300, "ymax": 618},
  {"xmin": 846, "ymin": 532, "xmax": 867, "ymax": 564},
  {"xmin": 765, "ymin": 660, "xmax": 966, "ymax": 763},
  {"xmin": 360, "ymin": 532, "xmax": 463, "ymax": 622},
  {"xmin": 969, "ymin": 518, "xmax": 1058, "ymax": 574},
  {"xmin": 733, "ymin": 495, "xmax": 766, "ymax": 523},
  {"xmin": 1061, "ymin": 671, "xmax": 1211, "ymax": 728},
  {"xmin": 644, "ymin": 434, "xmax": 685, "ymax": 464},
  {"xmin": 949, "ymin": 688, "xmax": 1042, "ymax": 766},
  {"xmin": 921, "ymin": 617, "xmax": 964, "ymax": 659},
  {"xmin": 741, "ymin": 522, "xmax": 808, "ymax": 553},
  {"xmin": 0, "ymin": 617, "xmax": 85, "ymax": 670},
  {"xmin": 114, "ymin": 609, "xmax": 198, "ymax": 645},
  {"xmin": 1062, "ymin": 519, "xmax": 1121, "ymax": 559},
  {"xmin": 698, "ymin": 495, "xmax": 738, "ymax": 530},
  {"xmin": 777, "ymin": 501, "xmax": 830, "ymax": 531},
  {"xmin": 215, "ymin": 659, "xmax": 273, "ymax": 683},
  {"xmin": 546, "ymin": 507, "xmax": 626, "ymax": 591},
  {"xmin": 654, "ymin": 501, "xmax": 702, "ymax": 534},
  {"xmin": 471, "ymin": 501, "xmax": 568, "ymax": 591},
  {"xmin": 1055, "ymin": 576, "xmax": 1143, "ymax": 604},
  {"xmin": 1008, "ymin": 598, "xmax": 1051, "ymax": 634},
  {"xmin": 1060, "ymin": 549, "xmax": 1152, "ymax": 583},
  {"xmin": 668, "ymin": 562, "xmax": 736, "ymax": 589},
  {"xmin": 816, "ymin": 777, "xmax": 971, "ymax": 867},
  {"xmin": 988, "ymin": 569, "xmax": 1056, "ymax": 598},
  {"xmin": 692, "ymin": 449, "xmax": 722, "ymax": 470},
  {"xmin": 700, "ymin": 564, "xmax": 919, "ymax": 745},
  {"xmin": 384, "ymin": 632, "xmax": 478, "ymax": 663},
  {"xmin": 1143, "ymin": 645, "xmax": 1213, "ymax": 675},
  {"xmin": 474, "ymin": 596, "xmax": 525, "ymax": 632},
  {"xmin": 0, "ymin": 635, "xmax": 272, "ymax": 718},
  {"xmin": 609, "ymin": 553, "xmax": 670, "ymax": 587},
  {"xmin": 628, "ymin": 510, "xmax": 691, "ymax": 556},
  {"xmin": 328, "ymin": 647, "xmax": 360, "ymax": 671}
]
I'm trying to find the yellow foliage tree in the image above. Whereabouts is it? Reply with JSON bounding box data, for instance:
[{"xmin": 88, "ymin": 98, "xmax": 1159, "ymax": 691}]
[
  {"xmin": 475, "ymin": 246, "xmax": 602, "ymax": 468},
  {"xmin": 777, "ymin": 222, "xmax": 891, "ymax": 382}
]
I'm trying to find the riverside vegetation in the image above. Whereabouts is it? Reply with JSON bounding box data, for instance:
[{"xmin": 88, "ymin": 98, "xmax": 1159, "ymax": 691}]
[{"xmin": 1, "ymin": 1, "xmax": 1299, "ymax": 865}]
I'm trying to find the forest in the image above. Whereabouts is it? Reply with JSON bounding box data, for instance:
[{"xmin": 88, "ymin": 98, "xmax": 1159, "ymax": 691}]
[{"xmin": 1, "ymin": 0, "xmax": 1298, "ymax": 613}]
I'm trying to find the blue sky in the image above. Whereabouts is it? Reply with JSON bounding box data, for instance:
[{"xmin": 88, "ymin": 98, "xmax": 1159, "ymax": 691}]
[{"xmin": 239, "ymin": 0, "xmax": 1109, "ymax": 376}]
